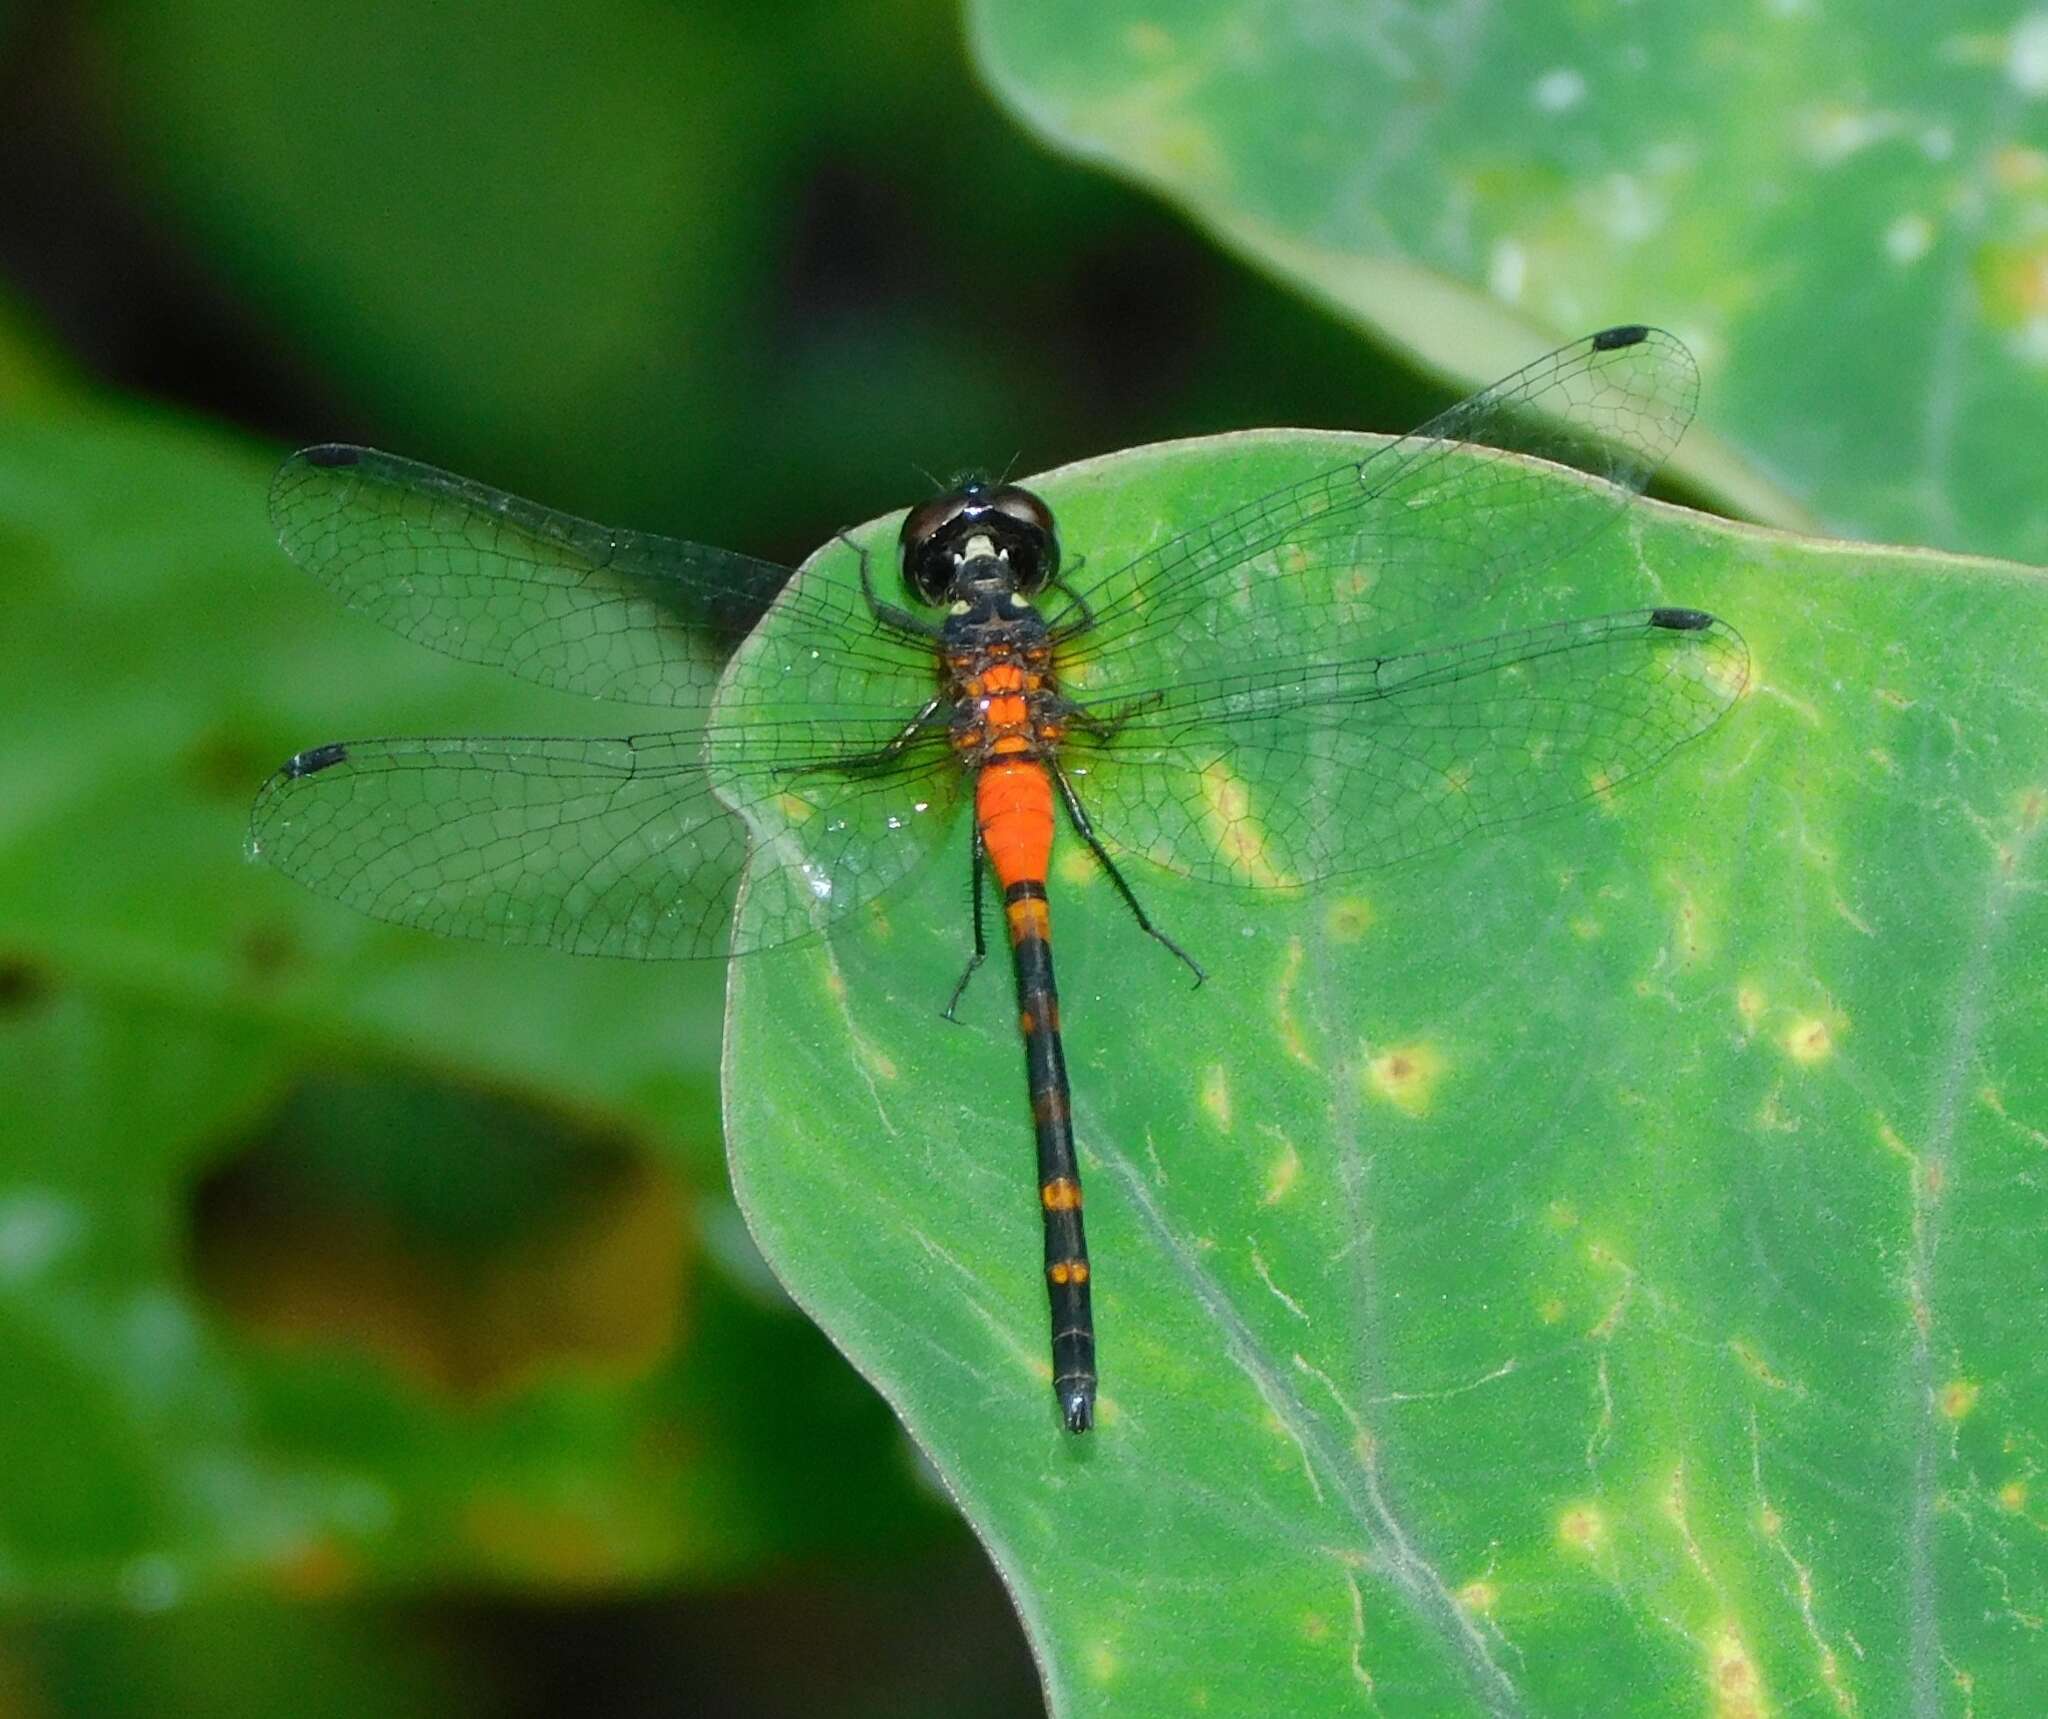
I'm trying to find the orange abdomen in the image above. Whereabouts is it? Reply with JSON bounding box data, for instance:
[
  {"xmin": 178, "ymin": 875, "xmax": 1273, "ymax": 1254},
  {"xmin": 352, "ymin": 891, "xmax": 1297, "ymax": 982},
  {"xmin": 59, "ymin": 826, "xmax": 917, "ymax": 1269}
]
[{"xmin": 978, "ymin": 758, "xmax": 1055, "ymax": 890}]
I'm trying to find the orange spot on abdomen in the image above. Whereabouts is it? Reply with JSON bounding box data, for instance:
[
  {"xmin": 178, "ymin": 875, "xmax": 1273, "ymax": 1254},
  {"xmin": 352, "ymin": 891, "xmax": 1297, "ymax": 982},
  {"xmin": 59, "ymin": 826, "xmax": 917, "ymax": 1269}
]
[{"xmin": 979, "ymin": 759, "xmax": 1055, "ymax": 889}]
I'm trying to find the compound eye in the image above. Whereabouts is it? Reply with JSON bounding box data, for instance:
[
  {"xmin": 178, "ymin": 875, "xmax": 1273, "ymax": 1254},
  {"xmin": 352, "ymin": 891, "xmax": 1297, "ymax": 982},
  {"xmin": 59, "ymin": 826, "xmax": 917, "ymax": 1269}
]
[
  {"xmin": 987, "ymin": 485, "xmax": 1060, "ymax": 593},
  {"xmin": 990, "ymin": 486, "xmax": 1054, "ymax": 538},
  {"xmin": 900, "ymin": 494, "xmax": 968, "ymax": 603}
]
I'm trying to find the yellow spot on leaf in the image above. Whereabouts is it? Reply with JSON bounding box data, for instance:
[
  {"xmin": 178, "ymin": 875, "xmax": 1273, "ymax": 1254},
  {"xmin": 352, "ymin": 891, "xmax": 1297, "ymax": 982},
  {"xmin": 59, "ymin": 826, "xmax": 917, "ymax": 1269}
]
[
  {"xmin": 1259, "ymin": 1129, "xmax": 1301, "ymax": 1206},
  {"xmin": 1709, "ymin": 1624, "xmax": 1766, "ymax": 1719},
  {"xmin": 1941, "ymin": 1379, "xmax": 1980, "ymax": 1420},
  {"xmin": 1273, "ymin": 939, "xmax": 1316, "ymax": 1069},
  {"xmin": 1783, "ymin": 1016, "xmax": 1837, "ymax": 1063},
  {"xmin": 1457, "ymin": 1580, "xmax": 1498, "ymax": 1614},
  {"xmin": 1557, "ymin": 1504, "xmax": 1605, "ymax": 1552},
  {"xmin": 1085, "ymin": 1641, "xmax": 1118, "ymax": 1684},
  {"xmin": 1366, "ymin": 1042, "xmax": 1444, "ymax": 1116},
  {"xmin": 1054, "ymin": 843, "xmax": 1100, "ymax": 887},
  {"xmin": 1200, "ymin": 1064, "xmax": 1232, "ymax": 1132},
  {"xmin": 1300, "ymin": 1612, "xmax": 1330, "ymax": 1643},
  {"xmin": 1537, "ymin": 1296, "xmax": 1566, "ymax": 1325},
  {"xmin": 1759, "ymin": 1504, "xmax": 1782, "ymax": 1537},
  {"xmin": 1198, "ymin": 761, "xmax": 1295, "ymax": 887},
  {"xmin": 1736, "ymin": 982, "xmax": 1766, "ymax": 1032},
  {"xmin": 1755, "ymin": 1087, "xmax": 1794, "ymax": 1133},
  {"xmin": 1325, "ymin": 896, "xmax": 1372, "ymax": 941},
  {"xmin": 2000, "ymin": 1480, "xmax": 2028, "ymax": 1511}
]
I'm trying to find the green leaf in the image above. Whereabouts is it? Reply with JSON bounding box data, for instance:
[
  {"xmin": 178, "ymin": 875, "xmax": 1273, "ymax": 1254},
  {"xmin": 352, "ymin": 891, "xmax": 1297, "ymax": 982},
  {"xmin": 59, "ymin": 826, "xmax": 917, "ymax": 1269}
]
[
  {"xmin": 0, "ymin": 399, "xmax": 939, "ymax": 1600},
  {"xmin": 969, "ymin": 0, "xmax": 2048, "ymax": 564},
  {"xmin": 725, "ymin": 432, "xmax": 2048, "ymax": 1712}
]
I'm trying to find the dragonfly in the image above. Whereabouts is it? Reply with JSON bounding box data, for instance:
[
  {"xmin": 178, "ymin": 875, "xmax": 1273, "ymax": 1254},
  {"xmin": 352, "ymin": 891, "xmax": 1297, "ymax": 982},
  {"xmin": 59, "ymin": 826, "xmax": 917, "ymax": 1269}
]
[{"xmin": 251, "ymin": 324, "xmax": 1748, "ymax": 1434}]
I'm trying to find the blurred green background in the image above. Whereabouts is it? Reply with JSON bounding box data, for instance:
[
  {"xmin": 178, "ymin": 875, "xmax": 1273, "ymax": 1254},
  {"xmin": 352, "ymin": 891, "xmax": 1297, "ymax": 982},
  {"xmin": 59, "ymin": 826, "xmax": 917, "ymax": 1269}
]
[
  {"xmin": 2, "ymin": 0, "xmax": 2041, "ymax": 1714},
  {"xmin": 0, "ymin": 2, "xmax": 1446, "ymax": 1714}
]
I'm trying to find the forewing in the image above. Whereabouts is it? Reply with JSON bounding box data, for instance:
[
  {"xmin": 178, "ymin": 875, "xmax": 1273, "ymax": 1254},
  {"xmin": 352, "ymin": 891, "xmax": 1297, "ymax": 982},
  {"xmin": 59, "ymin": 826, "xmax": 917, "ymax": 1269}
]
[
  {"xmin": 1057, "ymin": 327, "xmax": 1699, "ymax": 688},
  {"xmin": 250, "ymin": 723, "xmax": 965, "ymax": 960},
  {"xmin": 1067, "ymin": 609, "xmax": 1748, "ymax": 888},
  {"xmin": 271, "ymin": 447, "xmax": 926, "ymax": 707}
]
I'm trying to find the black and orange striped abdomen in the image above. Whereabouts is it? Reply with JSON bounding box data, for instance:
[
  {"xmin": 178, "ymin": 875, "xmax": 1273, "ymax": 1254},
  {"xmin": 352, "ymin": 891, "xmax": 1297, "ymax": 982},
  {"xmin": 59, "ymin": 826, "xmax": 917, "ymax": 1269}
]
[{"xmin": 976, "ymin": 753, "xmax": 1095, "ymax": 1431}]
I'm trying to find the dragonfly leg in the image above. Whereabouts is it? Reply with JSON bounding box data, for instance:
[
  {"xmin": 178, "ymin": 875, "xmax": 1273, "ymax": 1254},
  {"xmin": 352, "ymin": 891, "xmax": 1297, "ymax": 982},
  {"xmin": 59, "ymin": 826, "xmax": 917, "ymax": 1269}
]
[
  {"xmin": 1044, "ymin": 567, "xmax": 1096, "ymax": 640},
  {"xmin": 837, "ymin": 528, "xmax": 942, "ymax": 642},
  {"xmin": 1060, "ymin": 688, "xmax": 1165, "ymax": 742},
  {"xmin": 942, "ymin": 821, "xmax": 990, "ymax": 1022},
  {"xmin": 790, "ymin": 694, "xmax": 949, "ymax": 778},
  {"xmin": 1050, "ymin": 759, "xmax": 1205, "ymax": 987}
]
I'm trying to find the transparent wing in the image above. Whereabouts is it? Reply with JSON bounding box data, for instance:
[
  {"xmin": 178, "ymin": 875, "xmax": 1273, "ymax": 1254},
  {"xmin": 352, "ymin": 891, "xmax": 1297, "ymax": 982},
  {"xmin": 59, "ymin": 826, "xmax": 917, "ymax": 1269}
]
[
  {"xmin": 1057, "ymin": 326, "xmax": 1700, "ymax": 685},
  {"xmin": 271, "ymin": 446, "xmax": 928, "ymax": 708},
  {"xmin": 248, "ymin": 722, "xmax": 965, "ymax": 960},
  {"xmin": 1067, "ymin": 608, "xmax": 1747, "ymax": 887}
]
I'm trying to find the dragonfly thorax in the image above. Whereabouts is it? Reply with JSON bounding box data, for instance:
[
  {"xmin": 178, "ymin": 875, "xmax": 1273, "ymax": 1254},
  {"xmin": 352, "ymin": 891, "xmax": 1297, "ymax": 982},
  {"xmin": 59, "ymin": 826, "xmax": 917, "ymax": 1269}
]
[{"xmin": 899, "ymin": 477, "xmax": 1060, "ymax": 604}]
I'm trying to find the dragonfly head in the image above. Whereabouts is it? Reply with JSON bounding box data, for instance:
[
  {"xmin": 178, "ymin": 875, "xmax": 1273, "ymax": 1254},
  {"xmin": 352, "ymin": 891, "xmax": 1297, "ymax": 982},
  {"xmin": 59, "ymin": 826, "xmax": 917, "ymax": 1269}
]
[{"xmin": 900, "ymin": 478, "xmax": 1060, "ymax": 605}]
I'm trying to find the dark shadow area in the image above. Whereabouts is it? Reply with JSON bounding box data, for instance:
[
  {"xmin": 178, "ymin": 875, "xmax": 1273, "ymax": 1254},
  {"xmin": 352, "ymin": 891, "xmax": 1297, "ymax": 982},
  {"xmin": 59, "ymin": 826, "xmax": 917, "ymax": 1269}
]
[{"xmin": 189, "ymin": 1068, "xmax": 689, "ymax": 1397}]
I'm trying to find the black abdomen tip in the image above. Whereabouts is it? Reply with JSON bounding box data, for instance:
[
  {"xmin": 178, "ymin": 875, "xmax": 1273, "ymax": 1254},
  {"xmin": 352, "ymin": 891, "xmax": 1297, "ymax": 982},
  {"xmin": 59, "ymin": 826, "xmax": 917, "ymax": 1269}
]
[
  {"xmin": 1648, "ymin": 607, "xmax": 1713, "ymax": 631},
  {"xmin": 301, "ymin": 444, "xmax": 362, "ymax": 469},
  {"xmin": 1060, "ymin": 1386, "xmax": 1095, "ymax": 1434},
  {"xmin": 1592, "ymin": 324, "xmax": 1650, "ymax": 350},
  {"xmin": 285, "ymin": 741, "xmax": 350, "ymax": 777}
]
